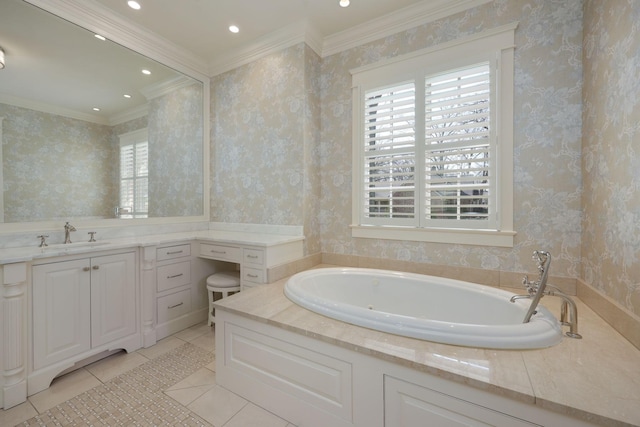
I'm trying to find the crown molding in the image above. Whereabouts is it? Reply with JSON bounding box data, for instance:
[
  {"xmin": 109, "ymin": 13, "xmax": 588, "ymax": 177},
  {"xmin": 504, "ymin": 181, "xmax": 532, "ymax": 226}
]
[
  {"xmin": 140, "ymin": 76, "xmax": 195, "ymax": 100},
  {"xmin": 24, "ymin": 0, "xmax": 493, "ymax": 79},
  {"xmin": 0, "ymin": 93, "xmax": 109, "ymax": 125},
  {"xmin": 209, "ymin": 21, "xmax": 323, "ymax": 77},
  {"xmin": 109, "ymin": 103, "xmax": 148, "ymax": 126},
  {"xmin": 23, "ymin": 0, "xmax": 209, "ymax": 81},
  {"xmin": 0, "ymin": 92, "xmax": 151, "ymax": 126},
  {"xmin": 207, "ymin": 0, "xmax": 491, "ymax": 76},
  {"xmin": 322, "ymin": 0, "xmax": 493, "ymax": 57}
]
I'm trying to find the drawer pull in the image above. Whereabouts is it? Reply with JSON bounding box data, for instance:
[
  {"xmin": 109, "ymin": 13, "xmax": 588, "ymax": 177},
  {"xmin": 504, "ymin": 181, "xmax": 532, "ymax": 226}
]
[
  {"xmin": 168, "ymin": 302, "xmax": 184, "ymax": 309},
  {"xmin": 247, "ymin": 254, "xmax": 259, "ymax": 259},
  {"xmin": 166, "ymin": 250, "xmax": 183, "ymax": 255},
  {"xmin": 247, "ymin": 274, "xmax": 259, "ymax": 278},
  {"xmin": 167, "ymin": 273, "xmax": 184, "ymax": 279}
]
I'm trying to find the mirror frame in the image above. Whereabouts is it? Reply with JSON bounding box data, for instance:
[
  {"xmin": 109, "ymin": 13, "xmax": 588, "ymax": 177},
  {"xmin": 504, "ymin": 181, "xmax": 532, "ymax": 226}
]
[{"xmin": 1, "ymin": 0, "xmax": 210, "ymax": 234}]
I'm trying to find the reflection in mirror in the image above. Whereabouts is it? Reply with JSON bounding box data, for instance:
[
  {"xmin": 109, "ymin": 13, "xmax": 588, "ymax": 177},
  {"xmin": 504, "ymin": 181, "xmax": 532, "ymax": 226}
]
[{"xmin": 0, "ymin": 0, "xmax": 204, "ymax": 224}]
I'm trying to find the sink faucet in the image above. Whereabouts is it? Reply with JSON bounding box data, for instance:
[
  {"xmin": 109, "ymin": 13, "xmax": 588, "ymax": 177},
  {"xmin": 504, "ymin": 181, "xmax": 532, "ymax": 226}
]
[
  {"xmin": 510, "ymin": 250, "xmax": 582, "ymax": 339},
  {"xmin": 64, "ymin": 222, "xmax": 76, "ymax": 244}
]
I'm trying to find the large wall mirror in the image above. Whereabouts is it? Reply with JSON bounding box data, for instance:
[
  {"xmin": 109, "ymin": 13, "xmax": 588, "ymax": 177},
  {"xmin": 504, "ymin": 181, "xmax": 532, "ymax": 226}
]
[{"xmin": 0, "ymin": 0, "xmax": 209, "ymax": 233}]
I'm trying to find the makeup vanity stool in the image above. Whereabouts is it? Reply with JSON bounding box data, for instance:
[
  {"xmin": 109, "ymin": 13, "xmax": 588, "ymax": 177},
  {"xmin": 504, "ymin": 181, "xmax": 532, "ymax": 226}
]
[{"xmin": 206, "ymin": 271, "xmax": 241, "ymax": 325}]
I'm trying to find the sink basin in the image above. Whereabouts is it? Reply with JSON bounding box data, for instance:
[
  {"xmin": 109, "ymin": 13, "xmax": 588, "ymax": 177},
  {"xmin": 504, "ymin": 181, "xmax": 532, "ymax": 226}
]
[{"xmin": 41, "ymin": 241, "xmax": 111, "ymax": 251}]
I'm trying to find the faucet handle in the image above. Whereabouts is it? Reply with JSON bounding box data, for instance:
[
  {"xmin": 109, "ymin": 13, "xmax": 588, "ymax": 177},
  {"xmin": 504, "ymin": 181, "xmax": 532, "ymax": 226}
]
[
  {"xmin": 88, "ymin": 231, "xmax": 97, "ymax": 242},
  {"xmin": 37, "ymin": 235, "xmax": 49, "ymax": 247}
]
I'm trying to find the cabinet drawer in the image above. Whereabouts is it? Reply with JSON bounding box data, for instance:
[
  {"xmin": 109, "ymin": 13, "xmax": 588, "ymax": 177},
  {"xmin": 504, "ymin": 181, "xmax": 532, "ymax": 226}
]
[
  {"xmin": 157, "ymin": 289, "xmax": 192, "ymax": 323},
  {"xmin": 157, "ymin": 244, "xmax": 191, "ymax": 261},
  {"xmin": 242, "ymin": 266, "xmax": 264, "ymax": 284},
  {"xmin": 243, "ymin": 248, "xmax": 264, "ymax": 266},
  {"xmin": 157, "ymin": 260, "xmax": 191, "ymax": 292},
  {"xmin": 200, "ymin": 243, "xmax": 241, "ymax": 262}
]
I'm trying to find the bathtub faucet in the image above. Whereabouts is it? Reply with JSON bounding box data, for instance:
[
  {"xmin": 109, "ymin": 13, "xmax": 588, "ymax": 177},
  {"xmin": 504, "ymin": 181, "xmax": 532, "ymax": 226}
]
[{"xmin": 510, "ymin": 250, "xmax": 582, "ymax": 339}]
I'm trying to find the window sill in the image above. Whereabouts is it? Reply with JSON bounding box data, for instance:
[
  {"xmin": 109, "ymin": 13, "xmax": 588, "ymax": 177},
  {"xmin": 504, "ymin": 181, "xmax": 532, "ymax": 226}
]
[{"xmin": 350, "ymin": 225, "xmax": 515, "ymax": 247}]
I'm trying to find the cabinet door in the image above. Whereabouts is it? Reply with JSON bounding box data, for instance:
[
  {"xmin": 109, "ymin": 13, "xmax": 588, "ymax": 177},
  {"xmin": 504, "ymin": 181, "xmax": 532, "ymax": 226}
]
[
  {"xmin": 90, "ymin": 252, "xmax": 137, "ymax": 348},
  {"xmin": 33, "ymin": 259, "xmax": 91, "ymax": 370},
  {"xmin": 384, "ymin": 376, "xmax": 539, "ymax": 427}
]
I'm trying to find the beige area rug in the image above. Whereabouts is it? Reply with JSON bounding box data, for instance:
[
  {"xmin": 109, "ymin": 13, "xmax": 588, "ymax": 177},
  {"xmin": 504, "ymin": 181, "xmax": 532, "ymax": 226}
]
[{"xmin": 19, "ymin": 343, "xmax": 215, "ymax": 426}]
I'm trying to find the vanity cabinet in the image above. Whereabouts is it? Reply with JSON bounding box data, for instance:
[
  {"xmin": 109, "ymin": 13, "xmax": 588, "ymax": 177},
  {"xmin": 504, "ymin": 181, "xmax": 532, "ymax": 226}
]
[
  {"xmin": 199, "ymin": 240, "xmax": 301, "ymax": 290},
  {"xmin": 32, "ymin": 252, "xmax": 137, "ymax": 371},
  {"xmin": 154, "ymin": 242, "xmax": 210, "ymax": 340}
]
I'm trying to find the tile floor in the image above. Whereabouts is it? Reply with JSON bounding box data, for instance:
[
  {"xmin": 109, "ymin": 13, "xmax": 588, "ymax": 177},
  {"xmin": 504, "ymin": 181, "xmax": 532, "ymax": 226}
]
[{"xmin": 0, "ymin": 322, "xmax": 295, "ymax": 426}]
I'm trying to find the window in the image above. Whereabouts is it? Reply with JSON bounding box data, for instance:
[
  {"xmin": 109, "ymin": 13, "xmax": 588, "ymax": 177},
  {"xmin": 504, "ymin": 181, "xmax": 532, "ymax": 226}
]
[
  {"xmin": 118, "ymin": 129, "xmax": 148, "ymax": 218},
  {"xmin": 351, "ymin": 24, "xmax": 517, "ymax": 247}
]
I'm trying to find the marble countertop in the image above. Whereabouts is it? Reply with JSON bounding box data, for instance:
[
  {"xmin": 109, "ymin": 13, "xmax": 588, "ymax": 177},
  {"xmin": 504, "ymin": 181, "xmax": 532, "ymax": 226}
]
[
  {"xmin": 214, "ymin": 265, "xmax": 640, "ymax": 427},
  {"xmin": 0, "ymin": 230, "xmax": 304, "ymax": 264}
]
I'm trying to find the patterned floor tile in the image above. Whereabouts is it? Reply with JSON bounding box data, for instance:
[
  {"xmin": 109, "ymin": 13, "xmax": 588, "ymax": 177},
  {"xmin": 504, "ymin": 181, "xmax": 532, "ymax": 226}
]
[{"xmin": 18, "ymin": 343, "xmax": 215, "ymax": 427}]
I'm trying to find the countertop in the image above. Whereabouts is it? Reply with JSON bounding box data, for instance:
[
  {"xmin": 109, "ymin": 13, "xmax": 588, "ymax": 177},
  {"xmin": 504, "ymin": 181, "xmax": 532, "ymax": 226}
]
[
  {"xmin": 214, "ymin": 265, "xmax": 640, "ymax": 427},
  {"xmin": 0, "ymin": 230, "xmax": 304, "ymax": 264}
]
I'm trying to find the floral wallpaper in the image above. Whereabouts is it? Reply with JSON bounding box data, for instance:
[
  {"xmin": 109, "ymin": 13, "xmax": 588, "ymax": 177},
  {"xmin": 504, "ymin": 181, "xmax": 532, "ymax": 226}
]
[
  {"xmin": 582, "ymin": 0, "xmax": 640, "ymax": 316},
  {"xmin": 210, "ymin": 0, "xmax": 638, "ymax": 317},
  {"xmin": 319, "ymin": 0, "xmax": 583, "ymax": 278},
  {"xmin": 0, "ymin": 103, "xmax": 117, "ymax": 222},
  {"xmin": 148, "ymin": 82, "xmax": 204, "ymax": 217},
  {"xmin": 210, "ymin": 44, "xmax": 321, "ymax": 255}
]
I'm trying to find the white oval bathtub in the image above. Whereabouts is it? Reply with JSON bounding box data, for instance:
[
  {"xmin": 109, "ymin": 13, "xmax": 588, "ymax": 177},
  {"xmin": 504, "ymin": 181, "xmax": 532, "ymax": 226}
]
[{"xmin": 284, "ymin": 267, "xmax": 562, "ymax": 349}]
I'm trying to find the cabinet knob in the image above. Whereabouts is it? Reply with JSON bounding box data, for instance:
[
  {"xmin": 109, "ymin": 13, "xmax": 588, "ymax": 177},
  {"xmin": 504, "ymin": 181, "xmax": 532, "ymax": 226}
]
[
  {"xmin": 83, "ymin": 267, "xmax": 90, "ymax": 272},
  {"xmin": 92, "ymin": 265, "xmax": 100, "ymax": 270}
]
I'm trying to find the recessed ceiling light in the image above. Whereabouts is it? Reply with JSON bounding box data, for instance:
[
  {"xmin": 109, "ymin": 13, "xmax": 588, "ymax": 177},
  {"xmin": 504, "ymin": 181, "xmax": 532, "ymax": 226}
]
[
  {"xmin": 92, "ymin": 107, "xmax": 101, "ymax": 111},
  {"xmin": 339, "ymin": 0, "xmax": 350, "ymax": 7},
  {"xmin": 229, "ymin": 25, "xmax": 239, "ymax": 33},
  {"xmin": 141, "ymin": 69, "xmax": 151, "ymax": 75},
  {"xmin": 94, "ymin": 34, "xmax": 106, "ymax": 41},
  {"xmin": 124, "ymin": 94, "xmax": 132, "ymax": 98},
  {"xmin": 127, "ymin": 1, "xmax": 141, "ymax": 10}
]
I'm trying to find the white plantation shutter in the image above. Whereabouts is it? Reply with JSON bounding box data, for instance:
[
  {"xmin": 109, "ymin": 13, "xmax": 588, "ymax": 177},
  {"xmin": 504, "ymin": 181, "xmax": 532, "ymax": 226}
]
[
  {"xmin": 351, "ymin": 24, "xmax": 516, "ymax": 245},
  {"xmin": 424, "ymin": 63, "xmax": 495, "ymax": 229},
  {"xmin": 362, "ymin": 82, "xmax": 416, "ymax": 225},
  {"xmin": 119, "ymin": 129, "xmax": 148, "ymax": 218}
]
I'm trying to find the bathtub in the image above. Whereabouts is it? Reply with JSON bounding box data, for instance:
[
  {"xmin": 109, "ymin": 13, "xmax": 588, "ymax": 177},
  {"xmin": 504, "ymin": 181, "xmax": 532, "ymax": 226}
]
[{"xmin": 284, "ymin": 267, "xmax": 563, "ymax": 349}]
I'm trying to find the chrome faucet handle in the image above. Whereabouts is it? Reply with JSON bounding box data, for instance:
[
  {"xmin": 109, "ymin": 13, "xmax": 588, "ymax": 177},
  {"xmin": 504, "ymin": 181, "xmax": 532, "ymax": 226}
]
[
  {"xmin": 522, "ymin": 275, "xmax": 537, "ymax": 294},
  {"xmin": 88, "ymin": 231, "xmax": 97, "ymax": 242},
  {"xmin": 37, "ymin": 235, "xmax": 49, "ymax": 247}
]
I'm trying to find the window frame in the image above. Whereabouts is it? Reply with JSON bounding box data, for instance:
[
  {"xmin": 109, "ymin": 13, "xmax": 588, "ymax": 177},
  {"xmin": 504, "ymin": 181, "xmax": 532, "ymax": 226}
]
[{"xmin": 350, "ymin": 23, "xmax": 517, "ymax": 247}]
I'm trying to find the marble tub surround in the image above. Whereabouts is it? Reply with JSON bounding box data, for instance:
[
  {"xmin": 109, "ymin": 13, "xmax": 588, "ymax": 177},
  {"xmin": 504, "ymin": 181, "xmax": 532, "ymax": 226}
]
[
  {"xmin": 322, "ymin": 252, "xmax": 578, "ymax": 296},
  {"xmin": 577, "ymin": 278, "xmax": 640, "ymax": 351},
  {"xmin": 214, "ymin": 266, "xmax": 640, "ymax": 427}
]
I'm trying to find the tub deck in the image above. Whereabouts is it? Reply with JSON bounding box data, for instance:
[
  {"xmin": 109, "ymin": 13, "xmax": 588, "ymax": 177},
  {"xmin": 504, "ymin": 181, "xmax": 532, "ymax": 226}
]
[{"xmin": 214, "ymin": 265, "xmax": 640, "ymax": 427}]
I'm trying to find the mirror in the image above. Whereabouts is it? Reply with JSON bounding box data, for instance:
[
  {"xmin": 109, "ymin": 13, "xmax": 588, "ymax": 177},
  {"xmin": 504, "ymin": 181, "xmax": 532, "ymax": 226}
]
[{"xmin": 0, "ymin": 0, "xmax": 206, "ymax": 227}]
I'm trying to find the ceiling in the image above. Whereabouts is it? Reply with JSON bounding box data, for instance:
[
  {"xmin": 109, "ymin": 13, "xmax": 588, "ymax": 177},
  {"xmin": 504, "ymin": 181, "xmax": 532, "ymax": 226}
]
[
  {"xmin": 92, "ymin": 0, "xmax": 428, "ymax": 66},
  {"xmin": 0, "ymin": 0, "xmax": 477, "ymax": 123}
]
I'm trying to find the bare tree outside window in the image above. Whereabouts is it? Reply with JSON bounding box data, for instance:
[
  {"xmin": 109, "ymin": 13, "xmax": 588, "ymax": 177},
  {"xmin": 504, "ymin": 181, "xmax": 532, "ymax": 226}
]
[
  {"xmin": 425, "ymin": 64, "xmax": 491, "ymax": 221},
  {"xmin": 364, "ymin": 83, "xmax": 416, "ymax": 220}
]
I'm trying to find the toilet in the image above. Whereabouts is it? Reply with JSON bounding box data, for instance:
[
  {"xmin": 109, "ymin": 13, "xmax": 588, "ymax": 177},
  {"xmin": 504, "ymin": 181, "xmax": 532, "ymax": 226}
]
[{"xmin": 206, "ymin": 271, "xmax": 241, "ymax": 325}]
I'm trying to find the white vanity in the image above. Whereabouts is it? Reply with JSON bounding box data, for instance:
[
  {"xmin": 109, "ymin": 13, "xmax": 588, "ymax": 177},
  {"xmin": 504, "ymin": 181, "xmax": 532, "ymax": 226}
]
[{"xmin": 0, "ymin": 225, "xmax": 304, "ymax": 409}]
